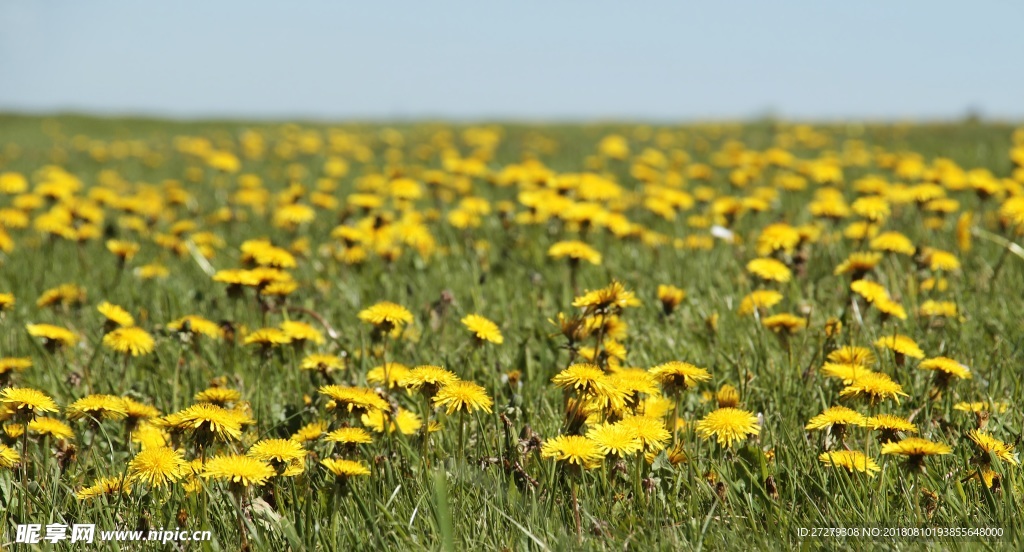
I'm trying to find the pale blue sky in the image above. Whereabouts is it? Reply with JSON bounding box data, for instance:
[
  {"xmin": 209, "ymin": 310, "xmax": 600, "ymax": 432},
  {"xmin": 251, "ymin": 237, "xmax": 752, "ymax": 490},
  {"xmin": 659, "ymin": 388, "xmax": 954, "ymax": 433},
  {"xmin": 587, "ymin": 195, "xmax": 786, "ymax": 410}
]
[{"xmin": 1, "ymin": 1, "xmax": 1021, "ymax": 121}]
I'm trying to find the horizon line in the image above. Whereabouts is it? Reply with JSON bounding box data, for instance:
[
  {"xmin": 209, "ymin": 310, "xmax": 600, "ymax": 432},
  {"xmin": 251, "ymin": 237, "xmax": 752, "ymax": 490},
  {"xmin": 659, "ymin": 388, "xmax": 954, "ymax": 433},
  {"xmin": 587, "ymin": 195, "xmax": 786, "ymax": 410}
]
[{"xmin": 2, "ymin": 108, "xmax": 1020, "ymax": 128}]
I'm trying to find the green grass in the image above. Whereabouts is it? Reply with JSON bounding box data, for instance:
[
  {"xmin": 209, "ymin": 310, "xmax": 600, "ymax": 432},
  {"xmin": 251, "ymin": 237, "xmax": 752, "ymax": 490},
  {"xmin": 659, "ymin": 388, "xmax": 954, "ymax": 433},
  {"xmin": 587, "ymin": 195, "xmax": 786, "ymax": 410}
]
[{"xmin": 0, "ymin": 113, "xmax": 1021, "ymax": 550}]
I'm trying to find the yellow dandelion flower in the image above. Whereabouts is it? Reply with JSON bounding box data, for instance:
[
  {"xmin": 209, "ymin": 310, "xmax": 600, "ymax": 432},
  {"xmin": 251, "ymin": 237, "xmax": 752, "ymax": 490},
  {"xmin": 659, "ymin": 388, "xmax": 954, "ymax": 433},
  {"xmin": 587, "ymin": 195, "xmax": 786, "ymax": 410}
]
[
  {"xmin": 325, "ymin": 427, "xmax": 373, "ymax": 445},
  {"xmin": 0, "ymin": 357, "xmax": 32, "ymax": 376},
  {"xmin": 97, "ymin": 301, "xmax": 135, "ymax": 327},
  {"xmin": 235, "ymin": 267, "xmax": 293, "ymax": 288},
  {"xmin": 598, "ymin": 134, "xmax": 630, "ymax": 159},
  {"xmin": 666, "ymin": 443, "xmax": 689, "ymax": 466},
  {"xmin": 840, "ymin": 372, "xmax": 908, "ymax": 404},
  {"xmin": 805, "ymin": 406, "xmax": 868, "ymax": 431},
  {"xmin": 919, "ymin": 357, "xmax": 971, "ymax": 381},
  {"xmin": 970, "ymin": 468, "xmax": 1001, "ymax": 489},
  {"xmin": 322, "ymin": 458, "xmax": 371, "ymax": 478},
  {"xmin": 300, "ymin": 354, "xmax": 346, "ymax": 373},
  {"xmin": 346, "ymin": 193, "xmax": 383, "ymax": 211},
  {"xmin": 967, "ymin": 430, "xmax": 1018, "ymax": 465},
  {"xmin": 551, "ymin": 363, "xmax": 612, "ymax": 395},
  {"xmin": 194, "ymin": 387, "xmax": 242, "ymax": 406},
  {"xmin": 260, "ymin": 279, "xmax": 299, "ymax": 297},
  {"xmin": 920, "ymin": 248, "xmax": 960, "ymax": 272},
  {"xmin": 580, "ymin": 378, "xmax": 629, "ymax": 415},
  {"xmin": 290, "ymin": 420, "xmax": 329, "ymax": 444},
  {"xmin": 243, "ymin": 328, "xmax": 291, "ymax": 347},
  {"xmin": 874, "ymin": 334, "xmax": 925, "ymax": 360},
  {"xmin": 27, "ymin": 417, "xmax": 75, "ymax": 440},
  {"xmin": 738, "ymin": 290, "xmax": 783, "ymax": 316},
  {"xmin": 919, "ymin": 276, "xmax": 948, "ymax": 293},
  {"xmin": 851, "ymin": 196, "xmax": 890, "ymax": 222},
  {"xmin": 66, "ymin": 394, "xmax": 128, "ymax": 421},
  {"xmin": 850, "ymin": 280, "xmax": 889, "ymax": 303},
  {"xmin": 811, "ymin": 192, "xmax": 851, "ymax": 220},
  {"xmin": 540, "ymin": 435, "xmax": 605, "ymax": 468},
  {"xmin": 163, "ymin": 403, "xmax": 243, "ymax": 442},
  {"xmin": 75, "ymin": 477, "xmax": 130, "ymax": 500},
  {"xmin": 696, "ymin": 407, "xmax": 760, "ymax": 448},
  {"xmin": 361, "ymin": 408, "xmax": 422, "ymax": 435},
  {"xmin": 319, "ymin": 385, "xmax": 389, "ymax": 414},
  {"xmin": 400, "ymin": 365, "xmax": 459, "ymax": 395},
  {"xmin": 248, "ymin": 438, "xmax": 307, "ymax": 469},
  {"xmin": 26, "ymin": 323, "xmax": 78, "ymax": 348},
  {"xmin": 918, "ymin": 300, "xmax": 957, "ymax": 318},
  {"xmin": 834, "ymin": 251, "xmax": 883, "ymax": 278},
  {"xmin": 180, "ymin": 458, "xmax": 205, "ymax": 491},
  {"xmin": 584, "ymin": 314, "xmax": 628, "ymax": 341},
  {"xmin": 756, "ymin": 223, "xmax": 801, "ymax": 256},
  {"xmin": 202, "ymin": 454, "xmax": 275, "ymax": 487},
  {"xmin": 819, "ymin": 450, "xmax": 880, "ymax": 476},
  {"xmin": 746, "ymin": 258, "xmax": 792, "ymax": 283},
  {"xmin": 129, "ymin": 446, "xmax": 188, "ymax": 487},
  {"xmin": 137, "ymin": 264, "xmax": 170, "ymax": 280},
  {"xmin": 433, "ymin": 381, "xmax": 493, "ymax": 414},
  {"xmin": 230, "ymin": 403, "xmax": 256, "ymax": 428},
  {"xmin": 952, "ymin": 212, "xmax": 973, "ymax": 253},
  {"xmin": 106, "ymin": 239, "xmax": 140, "ymax": 261},
  {"xmin": 0, "ymin": 172, "xmax": 28, "ymax": 194},
  {"xmin": 715, "ymin": 384, "xmax": 740, "ymax": 408},
  {"xmin": 273, "ymin": 203, "xmax": 316, "ymax": 229},
  {"xmin": 649, "ymin": 361, "xmax": 712, "ymax": 392},
  {"xmin": 167, "ymin": 315, "xmax": 223, "ymax": 339},
  {"xmin": 1, "ymin": 387, "xmax": 59, "ymax": 415},
  {"xmin": 335, "ymin": 245, "xmax": 368, "ymax": 266},
  {"xmin": 547, "ymin": 240, "xmax": 602, "ymax": 265},
  {"xmin": 874, "ymin": 298, "xmax": 908, "ymax": 320},
  {"xmin": 366, "ymin": 363, "xmax": 412, "ymax": 389},
  {"xmin": 102, "ymin": 327, "xmax": 155, "ymax": 356},
  {"xmin": 586, "ymin": 423, "xmax": 643, "ymax": 457},
  {"xmin": 823, "ymin": 317, "xmax": 842, "ymax": 337},
  {"xmin": 121, "ymin": 399, "xmax": 161, "ymax": 426},
  {"xmin": 358, "ymin": 301, "xmax": 414, "ymax": 330},
  {"xmin": 954, "ymin": 401, "xmax": 1009, "ymax": 414},
  {"xmin": 207, "ymin": 150, "xmax": 240, "ymax": 173},
  {"xmin": 572, "ymin": 281, "xmax": 640, "ymax": 314},
  {"xmin": 866, "ymin": 414, "xmax": 918, "ymax": 438},
  {"xmin": 36, "ymin": 284, "xmax": 86, "ymax": 309},
  {"xmin": 870, "ymin": 231, "xmax": 916, "ymax": 255},
  {"xmin": 3, "ymin": 424, "xmax": 23, "ymax": 440},
  {"xmin": 656, "ymin": 284, "xmax": 686, "ymax": 315},
  {"xmin": 827, "ymin": 346, "xmax": 876, "ymax": 367},
  {"xmin": 279, "ymin": 320, "xmax": 325, "ymax": 344},
  {"xmin": 388, "ymin": 177, "xmax": 422, "ymax": 200},
  {"xmin": 240, "ymin": 239, "xmax": 298, "ymax": 268},
  {"xmin": 212, "ymin": 268, "xmax": 260, "ymax": 288},
  {"xmin": 132, "ymin": 422, "xmax": 169, "ymax": 450},
  {"xmin": 998, "ymin": 196, "xmax": 1024, "ymax": 228},
  {"xmin": 0, "ymin": 444, "xmax": 20, "ymax": 469},
  {"xmin": 761, "ymin": 313, "xmax": 807, "ymax": 334},
  {"xmin": 461, "ymin": 314, "xmax": 503, "ymax": 344},
  {"xmin": 617, "ymin": 414, "xmax": 671, "ymax": 453},
  {"xmin": 606, "ymin": 368, "xmax": 659, "ymax": 399},
  {"xmin": 881, "ymin": 437, "xmax": 951, "ymax": 471}
]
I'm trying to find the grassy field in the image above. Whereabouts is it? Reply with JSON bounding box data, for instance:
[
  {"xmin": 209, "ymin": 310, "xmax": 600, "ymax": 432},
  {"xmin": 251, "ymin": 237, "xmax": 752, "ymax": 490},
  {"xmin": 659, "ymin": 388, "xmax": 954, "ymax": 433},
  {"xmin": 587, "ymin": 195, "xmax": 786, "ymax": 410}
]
[{"xmin": 0, "ymin": 113, "xmax": 1022, "ymax": 550}]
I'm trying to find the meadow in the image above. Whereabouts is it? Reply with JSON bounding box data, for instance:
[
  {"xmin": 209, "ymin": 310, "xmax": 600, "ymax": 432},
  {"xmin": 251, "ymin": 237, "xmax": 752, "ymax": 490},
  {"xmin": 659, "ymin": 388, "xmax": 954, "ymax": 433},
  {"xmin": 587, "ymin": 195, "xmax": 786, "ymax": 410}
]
[{"xmin": 0, "ymin": 114, "xmax": 1022, "ymax": 550}]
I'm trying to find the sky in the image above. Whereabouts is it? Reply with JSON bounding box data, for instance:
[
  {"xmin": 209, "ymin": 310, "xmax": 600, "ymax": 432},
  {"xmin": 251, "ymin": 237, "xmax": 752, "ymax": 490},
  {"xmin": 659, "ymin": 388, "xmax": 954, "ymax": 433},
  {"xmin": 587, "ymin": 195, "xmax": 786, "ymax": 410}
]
[{"xmin": 1, "ymin": 1, "xmax": 1022, "ymax": 122}]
